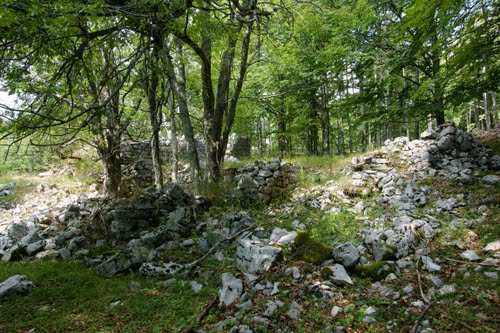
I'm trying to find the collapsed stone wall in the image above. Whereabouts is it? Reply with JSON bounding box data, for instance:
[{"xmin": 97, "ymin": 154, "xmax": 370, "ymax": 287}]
[
  {"xmin": 235, "ymin": 159, "xmax": 297, "ymax": 203},
  {"xmin": 352, "ymin": 121, "xmax": 499, "ymax": 182},
  {"xmin": 121, "ymin": 142, "xmax": 171, "ymax": 189}
]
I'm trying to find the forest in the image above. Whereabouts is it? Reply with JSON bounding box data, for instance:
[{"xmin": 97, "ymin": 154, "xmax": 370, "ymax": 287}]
[
  {"xmin": 0, "ymin": 0, "xmax": 498, "ymax": 194},
  {"xmin": 0, "ymin": 1, "xmax": 499, "ymax": 333}
]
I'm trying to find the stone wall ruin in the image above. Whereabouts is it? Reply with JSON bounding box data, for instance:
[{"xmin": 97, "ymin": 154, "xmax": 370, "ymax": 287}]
[{"xmin": 234, "ymin": 159, "xmax": 297, "ymax": 203}]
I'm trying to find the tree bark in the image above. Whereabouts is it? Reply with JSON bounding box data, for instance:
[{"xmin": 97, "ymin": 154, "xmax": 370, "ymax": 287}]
[
  {"xmin": 163, "ymin": 41, "xmax": 201, "ymax": 183},
  {"xmin": 145, "ymin": 43, "xmax": 163, "ymax": 190}
]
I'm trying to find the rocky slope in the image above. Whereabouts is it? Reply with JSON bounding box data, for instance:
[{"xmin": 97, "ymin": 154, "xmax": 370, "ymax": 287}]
[{"xmin": 0, "ymin": 122, "xmax": 498, "ymax": 333}]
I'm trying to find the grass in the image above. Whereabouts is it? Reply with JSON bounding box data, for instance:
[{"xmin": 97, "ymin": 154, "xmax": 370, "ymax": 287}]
[{"xmin": 0, "ymin": 261, "xmax": 217, "ymax": 333}]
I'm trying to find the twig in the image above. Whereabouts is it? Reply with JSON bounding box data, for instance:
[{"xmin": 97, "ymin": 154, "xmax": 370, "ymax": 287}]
[
  {"xmin": 181, "ymin": 223, "xmax": 257, "ymax": 275},
  {"xmin": 444, "ymin": 257, "xmax": 498, "ymax": 267},
  {"xmin": 197, "ymin": 294, "xmax": 219, "ymax": 323},
  {"xmin": 411, "ymin": 259, "xmax": 433, "ymax": 333},
  {"xmin": 410, "ymin": 303, "xmax": 432, "ymax": 333},
  {"xmin": 435, "ymin": 308, "xmax": 483, "ymax": 333},
  {"xmin": 416, "ymin": 259, "xmax": 431, "ymax": 304}
]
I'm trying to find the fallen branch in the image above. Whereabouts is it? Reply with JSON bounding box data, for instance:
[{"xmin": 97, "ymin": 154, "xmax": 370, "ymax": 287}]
[
  {"xmin": 444, "ymin": 257, "xmax": 498, "ymax": 267},
  {"xmin": 435, "ymin": 308, "xmax": 483, "ymax": 333},
  {"xmin": 197, "ymin": 294, "xmax": 219, "ymax": 323},
  {"xmin": 410, "ymin": 302, "xmax": 432, "ymax": 333},
  {"xmin": 410, "ymin": 259, "xmax": 433, "ymax": 333},
  {"xmin": 181, "ymin": 223, "xmax": 257, "ymax": 275}
]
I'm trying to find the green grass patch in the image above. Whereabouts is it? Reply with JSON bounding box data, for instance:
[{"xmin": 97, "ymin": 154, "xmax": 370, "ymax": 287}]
[
  {"xmin": 311, "ymin": 211, "xmax": 363, "ymax": 244},
  {"xmin": 0, "ymin": 261, "xmax": 216, "ymax": 333}
]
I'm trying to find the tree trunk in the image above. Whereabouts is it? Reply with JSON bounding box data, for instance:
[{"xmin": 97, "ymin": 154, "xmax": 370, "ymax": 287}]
[
  {"xmin": 492, "ymin": 92, "xmax": 499, "ymax": 129},
  {"xmin": 483, "ymin": 91, "xmax": 491, "ymax": 131},
  {"xmin": 145, "ymin": 44, "xmax": 163, "ymax": 190},
  {"xmin": 164, "ymin": 41, "xmax": 201, "ymax": 183},
  {"xmin": 169, "ymin": 91, "xmax": 179, "ymax": 182}
]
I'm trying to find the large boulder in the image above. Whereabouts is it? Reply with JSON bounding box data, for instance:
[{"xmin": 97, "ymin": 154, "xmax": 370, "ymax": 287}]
[
  {"xmin": 0, "ymin": 275, "xmax": 34, "ymax": 298},
  {"xmin": 236, "ymin": 238, "xmax": 281, "ymax": 274}
]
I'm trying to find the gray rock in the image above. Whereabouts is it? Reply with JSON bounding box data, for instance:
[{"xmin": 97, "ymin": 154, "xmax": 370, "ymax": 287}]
[
  {"xmin": 138, "ymin": 262, "xmax": 182, "ymax": 278},
  {"xmin": 7, "ymin": 221, "xmax": 30, "ymax": 241},
  {"xmin": 284, "ymin": 267, "xmax": 301, "ymax": 280},
  {"xmin": 96, "ymin": 245, "xmax": 149, "ymax": 277},
  {"xmin": 437, "ymin": 284, "xmax": 456, "ymax": 296},
  {"xmin": 269, "ymin": 228, "xmax": 297, "ymax": 245},
  {"xmin": 362, "ymin": 316, "xmax": 377, "ymax": 323},
  {"xmin": 238, "ymin": 175, "xmax": 258, "ymax": 189},
  {"xmin": 19, "ymin": 229, "xmax": 41, "ymax": 248},
  {"xmin": 482, "ymin": 175, "xmax": 500, "ymax": 185},
  {"xmin": 427, "ymin": 275, "xmax": 444, "ymax": 288},
  {"xmin": 190, "ymin": 281, "xmax": 203, "ymax": 293},
  {"xmin": 403, "ymin": 285, "xmax": 414, "ymax": 294},
  {"xmin": 263, "ymin": 300, "xmax": 284, "ymax": 317},
  {"xmin": 26, "ymin": 240, "xmax": 45, "ymax": 256},
  {"xmin": 0, "ymin": 236, "xmax": 12, "ymax": 251},
  {"xmin": 484, "ymin": 272, "xmax": 498, "ymax": 279},
  {"xmin": 287, "ymin": 301, "xmax": 302, "ymax": 319},
  {"xmin": 236, "ymin": 238, "xmax": 281, "ymax": 274},
  {"xmin": 331, "ymin": 305, "xmax": 342, "ymax": 318},
  {"xmin": 332, "ymin": 242, "xmax": 360, "ymax": 268},
  {"xmin": 58, "ymin": 248, "xmax": 72, "ymax": 261},
  {"xmin": 421, "ymin": 256, "xmax": 441, "ymax": 272},
  {"xmin": 483, "ymin": 240, "xmax": 500, "ymax": 252},
  {"xmin": 460, "ymin": 250, "xmax": 480, "ymax": 261},
  {"xmin": 436, "ymin": 198, "xmax": 458, "ymax": 211},
  {"xmin": 68, "ymin": 236, "xmax": 88, "ymax": 251},
  {"xmin": 323, "ymin": 264, "xmax": 353, "ymax": 286},
  {"xmin": 219, "ymin": 273, "xmax": 243, "ymax": 306},
  {"xmin": 0, "ymin": 275, "xmax": 34, "ymax": 298},
  {"xmin": 163, "ymin": 183, "xmax": 187, "ymax": 203},
  {"xmin": 371, "ymin": 241, "xmax": 395, "ymax": 261},
  {"xmin": 420, "ymin": 129, "xmax": 436, "ymax": 140}
]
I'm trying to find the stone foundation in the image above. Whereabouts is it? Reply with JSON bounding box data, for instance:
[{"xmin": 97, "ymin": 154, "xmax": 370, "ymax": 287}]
[{"xmin": 235, "ymin": 159, "xmax": 296, "ymax": 203}]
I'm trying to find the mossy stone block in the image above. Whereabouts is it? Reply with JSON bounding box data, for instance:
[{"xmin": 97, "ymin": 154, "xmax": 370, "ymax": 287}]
[{"xmin": 292, "ymin": 230, "xmax": 332, "ymax": 264}]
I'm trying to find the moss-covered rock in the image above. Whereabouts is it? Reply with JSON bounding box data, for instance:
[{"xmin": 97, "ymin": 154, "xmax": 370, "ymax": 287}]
[
  {"xmin": 291, "ymin": 230, "xmax": 332, "ymax": 264},
  {"xmin": 354, "ymin": 261, "xmax": 395, "ymax": 280}
]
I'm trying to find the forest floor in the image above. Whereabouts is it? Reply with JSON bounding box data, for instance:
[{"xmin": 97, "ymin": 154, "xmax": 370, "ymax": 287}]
[{"xmin": 0, "ymin": 132, "xmax": 499, "ymax": 333}]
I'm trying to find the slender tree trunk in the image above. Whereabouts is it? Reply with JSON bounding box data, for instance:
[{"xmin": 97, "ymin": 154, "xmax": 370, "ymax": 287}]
[
  {"xmin": 474, "ymin": 98, "xmax": 480, "ymax": 130},
  {"xmin": 169, "ymin": 92, "xmax": 179, "ymax": 182},
  {"xmin": 219, "ymin": 23, "xmax": 253, "ymax": 165},
  {"xmin": 483, "ymin": 91, "xmax": 491, "ymax": 131},
  {"xmin": 164, "ymin": 41, "xmax": 201, "ymax": 183},
  {"xmin": 492, "ymin": 92, "xmax": 499, "ymax": 129},
  {"xmin": 145, "ymin": 44, "xmax": 163, "ymax": 190}
]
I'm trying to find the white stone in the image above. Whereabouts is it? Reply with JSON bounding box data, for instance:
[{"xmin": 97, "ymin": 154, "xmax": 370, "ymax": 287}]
[
  {"xmin": 331, "ymin": 306, "xmax": 342, "ymax": 318},
  {"xmin": 459, "ymin": 250, "xmax": 480, "ymax": 261},
  {"xmin": 219, "ymin": 273, "xmax": 243, "ymax": 306}
]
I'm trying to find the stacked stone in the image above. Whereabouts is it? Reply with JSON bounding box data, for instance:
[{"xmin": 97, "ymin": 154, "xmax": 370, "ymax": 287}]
[
  {"xmin": 352, "ymin": 122, "xmax": 498, "ymax": 181},
  {"xmin": 235, "ymin": 159, "xmax": 296, "ymax": 203},
  {"xmin": 121, "ymin": 142, "xmax": 171, "ymax": 189},
  {"xmin": 121, "ymin": 142, "xmax": 155, "ymax": 188}
]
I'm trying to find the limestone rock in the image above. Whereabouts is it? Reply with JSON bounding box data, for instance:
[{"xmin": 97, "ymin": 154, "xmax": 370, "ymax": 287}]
[
  {"xmin": 482, "ymin": 175, "xmax": 500, "ymax": 185},
  {"xmin": 219, "ymin": 273, "xmax": 243, "ymax": 306},
  {"xmin": 460, "ymin": 250, "xmax": 480, "ymax": 261},
  {"xmin": 0, "ymin": 275, "xmax": 34, "ymax": 298},
  {"xmin": 421, "ymin": 256, "xmax": 441, "ymax": 272},
  {"xmin": 323, "ymin": 264, "xmax": 353, "ymax": 286},
  {"xmin": 332, "ymin": 242, "xmax": 360, "ymax": 268},
  {"xmin": 236, "ymin": 238, "xmax": 281, "ymax": 274},
  {"xmin": 484, "ymin": 240, "xmax": 500, "ymax": 252}
]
